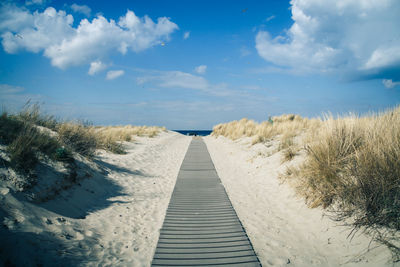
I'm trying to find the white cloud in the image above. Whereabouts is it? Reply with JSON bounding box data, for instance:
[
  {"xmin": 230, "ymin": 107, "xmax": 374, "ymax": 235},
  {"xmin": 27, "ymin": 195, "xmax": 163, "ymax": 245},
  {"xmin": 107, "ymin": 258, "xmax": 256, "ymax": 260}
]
[
  {"xmin": 25, "ymin": 0, "xmax": 47, "ymax": 6},
  {"xmin": 194, "ymin": 65, "xmax": 207, "ymax": 74},
  {"xmin": 1, "ymin": 7, "xmax": 75, "ymax": 54},
  {"xmin": 106, "ymin": 70, "xmax": 124, "ymax": 80},
  {"xmin": 0, "ymin": 84, "xmax": 25, "ymax": 94},
  {"xmin": 382, "ymin": 79, "xmax": 400, "ymax": 89},
  {"xmin": 0, "ymin": 6, "xmax": 34, "ymax": 33},
  {"xmin": 71, "ymin": 3, "xmax": 91, "ymax": 17},
  {"xmin": 241, "ymin": 85, "xmax": 263, "ymax": 90},
  {"xmin": 255, "ymin": 0, "xmax": 400, "ymax": 80},
  {"xmin": 183, "ymin": 31, "xmax": 190, "ymax": 40},
  {"xmin": 160, "ymin": 71, "xmax": 208, "ymax": 90},
  {"xmin": 136, "ymin": 70, "xmax": 251, "ymax": 97},
  {"xmin": 88, "ymin": 60, "xmax": 106, "ymax": 75},
  {"xmin": 0, "ymin": 5, "xmax": 179, "ymax": 69},
  {"xmin": 138, "ymin": 71, "xmax": 208, "ymax": 90},
  {"xmin": 363, "ymin": 46, "xmax": 400, "ymax": 70},
  {"xmin": 265, "ymin": 15, "xmax": 275, "ymax": 22}
]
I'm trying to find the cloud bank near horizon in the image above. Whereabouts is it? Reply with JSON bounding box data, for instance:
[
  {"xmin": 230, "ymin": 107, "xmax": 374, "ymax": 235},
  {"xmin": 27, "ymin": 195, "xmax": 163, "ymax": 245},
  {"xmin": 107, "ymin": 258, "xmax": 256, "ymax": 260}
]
[{"xmin": 255, "ymin": 0, "xmax": 400, "ymax": 83}]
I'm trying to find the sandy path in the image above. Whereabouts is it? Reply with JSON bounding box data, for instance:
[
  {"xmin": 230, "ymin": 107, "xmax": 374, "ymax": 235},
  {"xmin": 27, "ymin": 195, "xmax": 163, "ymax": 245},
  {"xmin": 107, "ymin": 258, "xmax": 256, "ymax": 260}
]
[
  {"xmin": 81, "ymin": 131, "xmax": 191, "ymax": 266},
  {"xmin": 204, "ymin": 135, "xmax": 394, "ymax": 267}
]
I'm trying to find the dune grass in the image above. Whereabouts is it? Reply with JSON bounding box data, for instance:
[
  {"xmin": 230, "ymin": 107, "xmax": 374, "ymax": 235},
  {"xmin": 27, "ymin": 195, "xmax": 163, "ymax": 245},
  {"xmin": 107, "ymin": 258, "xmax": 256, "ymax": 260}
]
[
  {"xmin": 285, "ymin": 107, "xmax": 400, "ymax": 259},
  {"xmin": 0, "ymin": 112, "xmax": 62, "ymax": 175},
  {"xmin": 56, "ymin": 122, "xmax": 100, "ymax": 157},
  {"xmin": 93, "ymin": 125, "xmax": 166, "ymax": 154},
  {"xmin": 0, "ymin": 104, "xmax": 166, "ymax": 179},
  {"xmin": 211, "ymin": 107, "xmax": 400, "ymax": 260},
  {"xmin": 96, "ymin": 125, "xmax": 166, "ymax": 141},
  {"xmin": 212, "ymin": 114, "xmax": 320, "ymax": 144}
]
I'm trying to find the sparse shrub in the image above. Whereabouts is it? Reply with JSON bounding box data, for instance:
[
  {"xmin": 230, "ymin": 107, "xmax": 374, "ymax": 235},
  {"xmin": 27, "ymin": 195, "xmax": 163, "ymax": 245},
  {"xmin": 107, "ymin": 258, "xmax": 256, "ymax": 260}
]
[
  {"xmin": 98, "ymin": 135, "xmax": 126, "ymax": 154},
  {"xmin": 278, "ymin": 133, "xmax": 295, "ymax": 151},
  {"xmin": 282, "ymin": 147, "xmax": 297, "ymax": 163},
  {"xmin": 8, "ymin": 129, "xmax": 38, "ymax": 172},
  {"xmin": 0, "ymin": 112, "xmax": 23, "ymax": 144},
  {"xmin": 18, "ymin": 102, "xmax": 58, "ymax": 130},
  {"xmin": 56, "ymin": 122, "xmax": 99, "ymax": 157},
  {"xmin": 1, "ymin": 112, "xmax": 61, "ymax": 174}
]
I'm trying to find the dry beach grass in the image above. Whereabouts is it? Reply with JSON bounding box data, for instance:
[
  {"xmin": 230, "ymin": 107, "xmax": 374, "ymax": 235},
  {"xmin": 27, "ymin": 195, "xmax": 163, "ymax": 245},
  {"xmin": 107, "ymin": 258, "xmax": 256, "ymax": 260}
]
[
  {"xmin": 0, "ymin": 104, "xmax": 165, "ymax": 186},
  {"xmin": 211, "ymin": 106, "xmax": 400, "ymax": 261}
]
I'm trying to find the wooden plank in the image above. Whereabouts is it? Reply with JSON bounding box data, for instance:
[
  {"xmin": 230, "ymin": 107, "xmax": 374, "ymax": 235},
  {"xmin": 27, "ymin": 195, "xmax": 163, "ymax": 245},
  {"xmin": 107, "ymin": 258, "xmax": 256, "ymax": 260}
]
[
  {"xmin": 152, "ymin": 255, "xmax": 260, "ymax": 266},
  {"xmin": 155, "ymin": 244, "xmax": 253, "ymax": 254},
  {"xmin": 155, "ymin": 240, "xmax": 251, "ymax": 249},
  {"xmin": 153, "ymin": 250, "xmax": 256, "ymax": 259}
]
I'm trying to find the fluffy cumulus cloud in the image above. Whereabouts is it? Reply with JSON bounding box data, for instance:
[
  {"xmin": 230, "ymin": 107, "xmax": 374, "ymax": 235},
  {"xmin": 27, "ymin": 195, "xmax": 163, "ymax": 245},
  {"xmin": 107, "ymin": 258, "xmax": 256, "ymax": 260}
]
[
  {"xmin": 255, "ymin": 0, "xmax": 400, "ymax": 82},
  {"xmin": 0, "ymin": 6, "xmax": 75, "ymax": 54},
  {"xmin": 70, "ymin": 3, "xmax": 91, "ymax": 17},
  {"xmin": 106, "ymin": 70, "xmax": 124, "ymax": 80},
  {"xmin": 194, "ymin": 65, "xmax": 207, "ymax": 74},
  {"xmin": 0, "ymin": 4, "xmax": 178, "ymax": 69},
  {"xmin": 88, "ymin": 60, "xmax": 106, "ymax": 75}
]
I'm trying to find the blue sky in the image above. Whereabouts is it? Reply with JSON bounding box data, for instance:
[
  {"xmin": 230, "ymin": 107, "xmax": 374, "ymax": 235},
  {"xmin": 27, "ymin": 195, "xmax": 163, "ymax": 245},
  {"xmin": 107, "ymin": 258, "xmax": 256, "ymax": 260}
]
[{"xmin": 0, "ymin": 0, "xmax": 399, "ymax": 129}]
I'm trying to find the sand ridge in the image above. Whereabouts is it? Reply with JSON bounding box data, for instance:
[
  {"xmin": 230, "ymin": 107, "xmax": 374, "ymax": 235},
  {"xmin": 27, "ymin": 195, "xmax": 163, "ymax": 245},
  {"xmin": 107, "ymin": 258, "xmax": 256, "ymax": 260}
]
[
  {"xmin": 0, "ymin": 131, "xmax": 191, "ymax": 266},
  {"xmin": 204, "ymin": 135, "xmax": 395, "ymax": 267}
]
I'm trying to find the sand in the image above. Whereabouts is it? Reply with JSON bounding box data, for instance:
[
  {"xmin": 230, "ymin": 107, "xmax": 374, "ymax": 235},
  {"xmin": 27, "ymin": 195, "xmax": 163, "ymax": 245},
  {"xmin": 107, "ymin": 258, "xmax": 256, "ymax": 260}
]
[
  {"xmin": 0, "ymin": 131, "xmax": 191, "ymax": 266},
  {"xmin": 204, "ymin": 135, "xmax": 396, "ymax": 267},
  {"xmin": 1, "ymin": 131, "xmax": 398, "ymax": 266}
]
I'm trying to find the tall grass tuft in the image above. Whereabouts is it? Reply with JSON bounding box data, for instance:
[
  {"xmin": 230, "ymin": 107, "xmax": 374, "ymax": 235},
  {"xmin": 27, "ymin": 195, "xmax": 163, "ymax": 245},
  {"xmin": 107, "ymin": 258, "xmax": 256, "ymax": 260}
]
[
  {"xmin": 0, "ymin": 112, "xmax": 62, "ymax": 174},
  {"xmin": 56, "ymin": 122, "xmax": 99, "ymax": 157},
  {"xmin": 284, "ymin": 107, "xmax": 400, "ymax": 258},
  {"xmin": 18, "ymin": 102, "xmax": 58, "ymax": 130}
]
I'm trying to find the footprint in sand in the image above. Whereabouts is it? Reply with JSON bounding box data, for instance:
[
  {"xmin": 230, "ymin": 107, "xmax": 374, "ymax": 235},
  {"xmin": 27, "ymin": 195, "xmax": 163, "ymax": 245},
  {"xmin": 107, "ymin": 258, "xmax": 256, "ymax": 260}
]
[
  {"xmin": 75, "ymin": 232, "xmax": 84, "ymax": 240},
  {"xmin": 85, "ymin": 230, "xmax": 93, "ymax": 237}
]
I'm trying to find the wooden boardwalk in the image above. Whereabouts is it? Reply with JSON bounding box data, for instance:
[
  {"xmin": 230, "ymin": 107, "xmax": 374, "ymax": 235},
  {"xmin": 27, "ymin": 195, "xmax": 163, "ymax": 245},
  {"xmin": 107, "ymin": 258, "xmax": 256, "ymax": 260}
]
[{"xmin": 152, "ymin": 138, "xmax": 261, "ymax": 266}]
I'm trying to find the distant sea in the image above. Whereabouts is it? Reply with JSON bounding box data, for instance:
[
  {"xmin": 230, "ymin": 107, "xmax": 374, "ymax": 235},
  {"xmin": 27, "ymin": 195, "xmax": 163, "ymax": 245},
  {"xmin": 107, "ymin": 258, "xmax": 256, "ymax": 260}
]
[{"xmin": 174, "ymin": 130, "xmax": 212, "ymax": 136}]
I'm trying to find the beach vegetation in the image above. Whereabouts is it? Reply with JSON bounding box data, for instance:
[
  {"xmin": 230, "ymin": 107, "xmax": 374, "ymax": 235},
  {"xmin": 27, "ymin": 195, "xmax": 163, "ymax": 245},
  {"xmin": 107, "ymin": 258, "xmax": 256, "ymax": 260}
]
[
  {"xmin": 0, "ymin": 104, "xmax": 166, "ymax": 179},
  {"xmin": 211, "ymin": 106, "xmax": 400, "ymax": 259}
]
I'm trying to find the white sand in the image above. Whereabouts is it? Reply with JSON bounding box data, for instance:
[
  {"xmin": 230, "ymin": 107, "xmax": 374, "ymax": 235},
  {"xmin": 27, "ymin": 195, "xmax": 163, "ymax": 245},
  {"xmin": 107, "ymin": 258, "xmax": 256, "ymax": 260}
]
[
  {"xmin": 0, "ymin": 131, "xmax": 191, "ymax": 266},
  {"xmin": 1, "ymin": 131, "xmax": 397, "ymax": 266},
  {"xmin": 204, "ymin": 135, "xmax": 396, "ymax": 267}
]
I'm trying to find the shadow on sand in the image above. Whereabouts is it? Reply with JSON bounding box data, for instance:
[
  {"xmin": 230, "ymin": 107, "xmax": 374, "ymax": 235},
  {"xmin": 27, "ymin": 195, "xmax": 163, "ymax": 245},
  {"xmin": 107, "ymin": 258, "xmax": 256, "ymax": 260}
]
[
  {"xmin": 37, "ymin": 158, "xmax": 138, "ymax": 219},
  {"xmin": 0, "ymin": 228, "xmax": 92, "ymax": 266},
  {"xmin": 0, "ymin": 156, "xmax": 150, "ymax": 266},
  {"xmin": 93, "ymin": 158, "xmax": 147, "ymax": 176}
]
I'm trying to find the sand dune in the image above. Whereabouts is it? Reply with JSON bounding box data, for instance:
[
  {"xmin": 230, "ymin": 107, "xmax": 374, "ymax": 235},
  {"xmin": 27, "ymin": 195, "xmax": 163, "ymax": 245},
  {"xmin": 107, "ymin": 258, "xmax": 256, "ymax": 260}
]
[
  {"xmin": 0, "ymin": 131, "xmax": 191, "ymax": 266},
  {"xmin": 1, "ymin": 130, "xmax": 397, "ymax": 266},
  {"xmin": 205, "ymin": 135, "xmax": 395, "ymax": 267}
]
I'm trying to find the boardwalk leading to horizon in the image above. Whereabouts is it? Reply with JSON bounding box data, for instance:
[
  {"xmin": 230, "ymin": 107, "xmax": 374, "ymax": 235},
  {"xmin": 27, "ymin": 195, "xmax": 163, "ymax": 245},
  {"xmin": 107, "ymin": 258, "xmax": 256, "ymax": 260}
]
[{"xmin": 152, "ymin": 137, "xmax": 261, "ymax": 266}]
